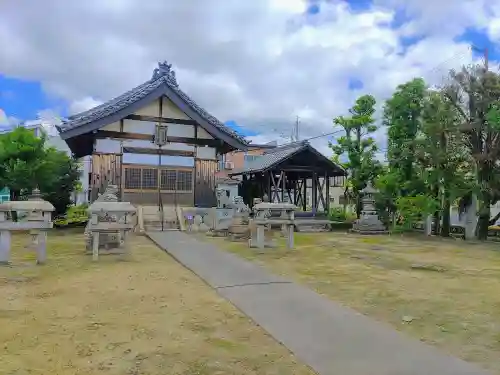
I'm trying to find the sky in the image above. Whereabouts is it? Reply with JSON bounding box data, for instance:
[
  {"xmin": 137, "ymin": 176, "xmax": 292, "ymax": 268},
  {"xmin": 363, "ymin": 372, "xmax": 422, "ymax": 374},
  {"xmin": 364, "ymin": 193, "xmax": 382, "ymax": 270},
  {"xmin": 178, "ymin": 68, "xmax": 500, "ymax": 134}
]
[{"xmin": 0, "ymin": 0, "xmax": 499, "ymax": 154}]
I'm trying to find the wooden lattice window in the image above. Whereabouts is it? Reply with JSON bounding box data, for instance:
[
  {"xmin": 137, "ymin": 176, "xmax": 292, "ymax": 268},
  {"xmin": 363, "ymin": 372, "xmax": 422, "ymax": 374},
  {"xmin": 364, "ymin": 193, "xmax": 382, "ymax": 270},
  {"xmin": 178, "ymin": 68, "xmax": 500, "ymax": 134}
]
[
  {"xmin": 124, "ymin": 168, "xmax": 141, "ymax": 189},
  {"xmin": 177, "ymin": 170, "xmax": 193, "ymax": 191},
  {"xmin": 161, "ymin": 170, "xmax": 177, "ymax": 190},
  {"xmin": 142, "ymin": 168, "xmax": 158, "ymax": 190}
]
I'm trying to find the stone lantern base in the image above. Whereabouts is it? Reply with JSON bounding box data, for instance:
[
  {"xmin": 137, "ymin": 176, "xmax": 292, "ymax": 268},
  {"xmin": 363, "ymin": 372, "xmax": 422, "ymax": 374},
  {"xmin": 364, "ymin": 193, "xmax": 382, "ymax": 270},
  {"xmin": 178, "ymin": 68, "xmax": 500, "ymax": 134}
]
[{"xmin": 351, "ymin": 214, "xmax": 388, "ymax": 235}]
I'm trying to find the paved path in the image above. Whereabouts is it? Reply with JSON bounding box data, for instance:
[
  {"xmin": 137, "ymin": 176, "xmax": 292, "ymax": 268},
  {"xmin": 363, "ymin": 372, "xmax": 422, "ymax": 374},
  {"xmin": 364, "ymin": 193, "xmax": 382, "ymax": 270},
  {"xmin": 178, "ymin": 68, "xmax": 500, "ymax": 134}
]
[{"xmin": 147, "ymin": 231, "xmax": 491, "ymax": 375}]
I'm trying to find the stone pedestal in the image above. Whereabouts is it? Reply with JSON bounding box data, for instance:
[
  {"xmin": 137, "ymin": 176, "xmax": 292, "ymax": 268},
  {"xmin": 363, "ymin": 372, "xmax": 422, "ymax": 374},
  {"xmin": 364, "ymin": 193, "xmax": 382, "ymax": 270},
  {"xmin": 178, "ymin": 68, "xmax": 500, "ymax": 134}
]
[
  {"xmin": 249, "ymin": 202, "xmax": 296, "ymax": 249},
  {"xmin": 0, "ymin": 188, "xmax": 55, "ymax": 265},
  {"xmin": 86, "ymin": 199, "xmax": 137, "ymax": 261},
  {"xmin": 351, "ymin": 183, "xmax": 387, "ymax": 235}
]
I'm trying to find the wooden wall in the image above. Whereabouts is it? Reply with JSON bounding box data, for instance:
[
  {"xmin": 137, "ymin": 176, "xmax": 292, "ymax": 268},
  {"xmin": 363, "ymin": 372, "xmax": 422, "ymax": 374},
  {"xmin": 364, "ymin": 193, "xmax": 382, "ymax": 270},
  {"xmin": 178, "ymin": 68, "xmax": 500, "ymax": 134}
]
[
  {"xmin": 91, "ymin": 96, "xmax": 222, "ymax": 206},
  {"xmin": 195, "ymin": 159, "xmax": 217, "ymax": 207},
  {"xmin": 90, "ymin": 153, "xmax": 122, "ymax": 202},
  {"xmin": 122, "ymin": 163, "xmax": 194, "ymax": 206}
]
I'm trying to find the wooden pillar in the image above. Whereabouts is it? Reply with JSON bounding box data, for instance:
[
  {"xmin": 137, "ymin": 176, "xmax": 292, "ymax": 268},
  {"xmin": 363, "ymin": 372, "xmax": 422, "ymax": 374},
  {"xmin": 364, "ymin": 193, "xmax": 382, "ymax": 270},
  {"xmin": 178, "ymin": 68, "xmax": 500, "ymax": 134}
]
[
  {"xmin": 302, "ymin": 177, "xmax": 307, "ymax": 211},
  {"xmin": 193, "ymin": 123, "xmax": 198, "ymax": 206},
  {"xmin": 325, "ymin": 174, "xmax": 330, "ymax": 214},
  {"xmin": 293, "ymin": 180, "xmax": 298, "ymax": 205},
  {"xmin": 242, "ymin": 174, "xmax": 248, "ymax": 204},
  {"xmin": 312, "ymin": 172, "xmax": 317, "ymax": 215},
  {"xmin": 281, "ymin": 171, "xmax": 285, "ymax": 202},
  {"xmin": 267, "ymin": 171, "xmax": 272, "ymax": 202}
]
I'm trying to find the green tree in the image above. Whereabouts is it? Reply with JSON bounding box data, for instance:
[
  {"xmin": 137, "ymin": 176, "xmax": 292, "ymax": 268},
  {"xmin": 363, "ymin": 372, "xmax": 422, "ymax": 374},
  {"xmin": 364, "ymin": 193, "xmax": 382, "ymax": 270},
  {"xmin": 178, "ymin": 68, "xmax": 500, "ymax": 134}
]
[
  {"xmin": 0, "ymin": 127, "xmax": 81, "ymax": 216},
  {"xmin": 444, "ymin": 65, "xmax": 500, "ymax": 239},
  {"xmin": 38, "ymin": 148, "xmax": 82, "ymax": 215},
  {"xmin": 417, "ymin": 90, "xmax": 471, "ymax": 236},
  {"xmin": 329, "ymin": 94, "xmax": 381, "ymax": 217},
  {"xmin": 383, "ymin": 78, "xmax": 427, "ymax": 197},
  {"xmin": 0, "ymin": 127, "xmax": 47, "ymax": 200}
]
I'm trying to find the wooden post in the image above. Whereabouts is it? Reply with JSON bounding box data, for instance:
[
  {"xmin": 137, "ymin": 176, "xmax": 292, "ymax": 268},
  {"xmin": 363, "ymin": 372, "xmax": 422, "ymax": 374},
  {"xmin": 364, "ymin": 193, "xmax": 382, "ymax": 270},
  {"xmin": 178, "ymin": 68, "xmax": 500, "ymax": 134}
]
[
  {"xmin": 326, "ymin": 174, "xmax": 330, "ymax": 214},
  {"xmin": 302, "ymin": 177, "xmax": 307, "ymax": 211},
  {"xmin": 281, "ymin": 171, "xmax": 285, "ymax": 202},
  {"xmin": 312, "ymin": 172, "xmax": 317, "ymax": 215}
]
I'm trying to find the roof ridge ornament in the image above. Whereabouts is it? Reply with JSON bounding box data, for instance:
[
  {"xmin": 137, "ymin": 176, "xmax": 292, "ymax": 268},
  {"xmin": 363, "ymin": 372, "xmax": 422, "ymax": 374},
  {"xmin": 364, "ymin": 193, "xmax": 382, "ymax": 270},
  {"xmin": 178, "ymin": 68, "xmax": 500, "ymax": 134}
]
[{"xmin": 152, "ymin": 61, "xmax": 178, "ymax": 87}]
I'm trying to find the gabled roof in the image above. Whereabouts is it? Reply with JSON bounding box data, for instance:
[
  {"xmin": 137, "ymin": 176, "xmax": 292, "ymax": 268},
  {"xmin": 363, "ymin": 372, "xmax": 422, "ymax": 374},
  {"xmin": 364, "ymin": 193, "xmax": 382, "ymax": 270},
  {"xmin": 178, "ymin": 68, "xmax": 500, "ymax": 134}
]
[
  {"xmin": 229, "ymin": 140, "xmax": 346, "ymax": 176},
  {"xmin": 58, "ymin": 61, "xmax": 248, "ymax": 151}
]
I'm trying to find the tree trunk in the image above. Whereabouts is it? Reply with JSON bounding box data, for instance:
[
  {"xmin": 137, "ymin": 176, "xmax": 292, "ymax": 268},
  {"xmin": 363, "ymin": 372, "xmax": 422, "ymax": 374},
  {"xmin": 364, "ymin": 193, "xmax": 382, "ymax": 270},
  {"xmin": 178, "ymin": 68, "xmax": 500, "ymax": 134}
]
[
  {"xmin": 433, "ymin": 211, "xmax": 440, "ymax": 236},
  {"xmin": 476, "ymin": 212, "xmax": 490, "ymax": 240},
  {"xmin": 476, "ymin": 197, "xmax": 490, "ymax": 240},
  {"xmin": 441, "ymin": 191, "xmax": 451, "ymax": 237},
  {"xmin": 441, "ymin": 185, "xmax": 451, "ymax": 237}
]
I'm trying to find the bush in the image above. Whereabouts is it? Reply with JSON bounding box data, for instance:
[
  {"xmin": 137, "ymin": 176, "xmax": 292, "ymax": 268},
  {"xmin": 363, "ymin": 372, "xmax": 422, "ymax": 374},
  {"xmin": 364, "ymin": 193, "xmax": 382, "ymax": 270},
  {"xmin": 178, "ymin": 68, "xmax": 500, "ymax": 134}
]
[
  {"xmin": 328, "ymin": 207, "xmax": 357, "ymax": 223},
  {"xmin": 54, "ymin": 203, "xmax": 89, "ymax": 228},
  {"xmin": 394, "ymin": 195, "xmax": 439, "ymax": 232}
]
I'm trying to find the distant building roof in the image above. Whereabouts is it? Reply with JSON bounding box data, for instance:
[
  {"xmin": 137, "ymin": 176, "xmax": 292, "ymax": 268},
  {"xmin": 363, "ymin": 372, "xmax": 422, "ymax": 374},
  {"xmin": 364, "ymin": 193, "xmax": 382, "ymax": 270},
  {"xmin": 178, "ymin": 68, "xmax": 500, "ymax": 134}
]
[
  {"xmin": 248, "ymin": 140, "xmax": 278, "ymax": 150},
  {"xmin": 229, "ymin": 140, "xmax": 346, "ymax": 176}
]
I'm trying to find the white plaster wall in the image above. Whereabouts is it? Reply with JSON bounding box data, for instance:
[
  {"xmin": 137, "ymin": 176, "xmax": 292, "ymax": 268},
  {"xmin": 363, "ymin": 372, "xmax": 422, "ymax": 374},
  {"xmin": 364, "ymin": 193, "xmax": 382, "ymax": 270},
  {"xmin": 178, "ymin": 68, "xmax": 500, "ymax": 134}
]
[
  {"xmin": 196, "ymin": 146, "xmax": 216, "ymax": 160},
  {"xmin": 95, "ymin": 138, "xmax": 195, "ymax": 153},
  {"xmin": 161, "ymin": 96, "xmax": 191, "ymax": 119},
  {"xmin": 122, "ymin": 153, "xmax": 194, "ymax": 167},
  {"xmin": 197, "ymin": 127, "xmax": 213, "ymax": 139}
]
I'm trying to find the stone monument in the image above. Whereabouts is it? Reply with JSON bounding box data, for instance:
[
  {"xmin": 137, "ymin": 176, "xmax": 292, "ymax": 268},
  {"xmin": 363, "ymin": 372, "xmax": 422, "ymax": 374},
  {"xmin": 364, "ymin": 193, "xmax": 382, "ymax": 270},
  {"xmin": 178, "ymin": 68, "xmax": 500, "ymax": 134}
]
[
  {"xmin": 84, "ymin": 185, "xmax": 120, "ymax": 251},
  {"xmin": 227, "ymin": 196, "xmax": 251, "ymax": 241},
  {"xmin": 84, "ymin": 185, "xmax": 137, "ymax": 260},
  {"xmin": 351, "ymin": 183, "xmax": 388, "ymax": 235}
]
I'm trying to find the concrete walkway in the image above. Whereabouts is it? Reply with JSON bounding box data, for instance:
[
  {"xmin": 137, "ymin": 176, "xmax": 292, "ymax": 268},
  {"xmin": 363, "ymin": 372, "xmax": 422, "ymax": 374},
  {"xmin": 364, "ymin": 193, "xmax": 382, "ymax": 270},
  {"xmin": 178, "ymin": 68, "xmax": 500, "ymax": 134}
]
[{"xmin": 147, "ymin": 231, "xmax": 491, "ymax": 375}]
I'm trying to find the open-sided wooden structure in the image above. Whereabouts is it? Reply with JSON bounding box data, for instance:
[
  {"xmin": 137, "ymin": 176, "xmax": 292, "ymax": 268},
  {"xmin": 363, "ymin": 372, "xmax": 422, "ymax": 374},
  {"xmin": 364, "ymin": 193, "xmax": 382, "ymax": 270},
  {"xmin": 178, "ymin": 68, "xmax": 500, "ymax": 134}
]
[
  {"xmin": 229, "ymin": 141, "xmax": 346, "ymax": 214},
  {"xmin": 57, "ymin": 61, "xmax": 248, "ymax": 206}
]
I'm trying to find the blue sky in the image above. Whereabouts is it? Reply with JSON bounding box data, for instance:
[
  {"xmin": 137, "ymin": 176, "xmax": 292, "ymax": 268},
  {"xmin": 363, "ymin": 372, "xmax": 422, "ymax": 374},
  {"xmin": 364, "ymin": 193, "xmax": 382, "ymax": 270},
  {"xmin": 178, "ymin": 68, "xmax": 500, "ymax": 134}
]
[{"xmin": 0, "ymin": 0, "xmax": 498, "ymax": 137}]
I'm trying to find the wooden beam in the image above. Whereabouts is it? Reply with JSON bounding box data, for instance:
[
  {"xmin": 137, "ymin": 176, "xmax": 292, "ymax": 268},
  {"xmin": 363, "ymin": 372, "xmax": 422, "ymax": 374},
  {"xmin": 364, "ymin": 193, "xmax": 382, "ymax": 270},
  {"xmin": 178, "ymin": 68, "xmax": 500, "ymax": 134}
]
[
  {"xmin": 97, "ymin": 130, "xmax": 152, "ymax": 141},
  {"xmin": 122, "ymin": 146, "xmax": 194, "ymax": 157},
  {"xmin": 125, "ymin": 114, "xmax": 197, "ymax": 125},
  {"xmin": 95, "ymin": 130, "xmax": 221, "ymax": 148}
]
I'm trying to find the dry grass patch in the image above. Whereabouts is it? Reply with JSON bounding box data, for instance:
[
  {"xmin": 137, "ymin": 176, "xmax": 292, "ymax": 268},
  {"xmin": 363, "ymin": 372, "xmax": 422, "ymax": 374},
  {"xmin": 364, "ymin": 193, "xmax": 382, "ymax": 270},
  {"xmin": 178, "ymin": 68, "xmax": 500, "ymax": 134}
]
[
  {"xmin": 0, "ymin": 230, "xmax": 313, "ymax": 375},
  {"xmin": 207, "ymin": 232, "xmax": 500, "ymax": 374}
]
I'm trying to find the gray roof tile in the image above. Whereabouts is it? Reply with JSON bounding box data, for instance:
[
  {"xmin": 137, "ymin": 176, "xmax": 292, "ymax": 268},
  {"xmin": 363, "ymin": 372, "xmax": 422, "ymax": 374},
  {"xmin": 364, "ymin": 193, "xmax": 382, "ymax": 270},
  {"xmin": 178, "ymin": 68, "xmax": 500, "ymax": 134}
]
[
  {"xmin": 229, "ymin": 142, "xmax": 306, "ymax": 175},
  {"xmin": 229, "ymin": 140, "xmax": 346, "ymax": 176},
  {"xmin": 59, "ymin": 61, "xmax": 247, "ymax": 145}
]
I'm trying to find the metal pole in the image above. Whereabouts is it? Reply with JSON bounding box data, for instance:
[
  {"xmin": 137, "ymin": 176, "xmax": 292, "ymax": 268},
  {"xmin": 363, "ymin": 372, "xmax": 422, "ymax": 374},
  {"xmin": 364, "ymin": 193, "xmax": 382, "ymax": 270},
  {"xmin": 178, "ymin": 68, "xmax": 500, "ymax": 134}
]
[{"xmin": 158, "ymin": 146, "xmax": 164, "ymax": 232}]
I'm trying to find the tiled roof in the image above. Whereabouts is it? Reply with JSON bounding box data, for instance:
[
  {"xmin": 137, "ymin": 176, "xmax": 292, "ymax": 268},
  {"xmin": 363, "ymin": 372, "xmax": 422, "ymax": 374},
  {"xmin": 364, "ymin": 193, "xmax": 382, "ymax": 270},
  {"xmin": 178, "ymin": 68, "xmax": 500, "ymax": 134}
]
[
  {"xmin": 229, "ymin": 141, "xmax": 307, "ymax": 174},
  {"xmin": 59, "ymin": 61, "xmax": 248, "ymax": 145},
  {"xmin": 229, "ymin": 140, "xmax": 347, "ymax": 176}
]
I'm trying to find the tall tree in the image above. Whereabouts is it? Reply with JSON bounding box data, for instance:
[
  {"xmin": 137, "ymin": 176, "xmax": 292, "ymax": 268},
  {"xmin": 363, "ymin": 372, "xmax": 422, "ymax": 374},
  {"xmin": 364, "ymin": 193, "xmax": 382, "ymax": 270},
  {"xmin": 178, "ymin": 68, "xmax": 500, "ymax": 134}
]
[
  {"xmin": 417, "ymin": 90, "xmax": 471, "ymax": 236},
  {"xmin": 444, "ymin": 65, "xmax": 500, "ymax": 239},
  {"xmin": 384, "ymin": 78, "xmax": 427, "ymax": 197},
  {"xmin": 329, "ymin": 94, "xmax": 381, "ymax": 217}
]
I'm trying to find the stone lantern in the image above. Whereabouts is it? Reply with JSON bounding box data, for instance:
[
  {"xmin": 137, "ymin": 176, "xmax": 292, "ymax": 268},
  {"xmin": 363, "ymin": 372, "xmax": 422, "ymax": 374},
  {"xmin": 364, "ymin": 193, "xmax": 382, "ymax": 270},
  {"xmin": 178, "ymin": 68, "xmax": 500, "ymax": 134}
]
[
  {"xmin": 0, "ymin": 188, "xmax": 55, "ymax": 265},
  {"xmin": 351, "ymin": 182, "xmax": 387, "ymax": 235}
]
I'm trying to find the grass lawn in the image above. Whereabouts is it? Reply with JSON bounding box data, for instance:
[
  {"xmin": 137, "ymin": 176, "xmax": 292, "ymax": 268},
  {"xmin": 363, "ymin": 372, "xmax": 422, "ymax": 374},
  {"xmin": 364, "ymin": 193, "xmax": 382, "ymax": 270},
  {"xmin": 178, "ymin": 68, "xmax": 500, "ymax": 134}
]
[
  {"xmin": 0, "ymin": 230, "xmax": 314, "ymax": 375},
  {"xmin": 206, "ymin": 231, "xmax": 500, "ymax": 374}
]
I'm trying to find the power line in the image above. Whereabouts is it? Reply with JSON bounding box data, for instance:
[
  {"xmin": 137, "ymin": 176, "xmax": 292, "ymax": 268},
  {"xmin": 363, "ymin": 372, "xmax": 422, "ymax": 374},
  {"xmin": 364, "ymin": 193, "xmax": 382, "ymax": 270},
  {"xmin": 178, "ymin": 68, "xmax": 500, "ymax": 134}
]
[{"xmin": 246, "ymin": 49, "xmax": 478, "ymax": 152}]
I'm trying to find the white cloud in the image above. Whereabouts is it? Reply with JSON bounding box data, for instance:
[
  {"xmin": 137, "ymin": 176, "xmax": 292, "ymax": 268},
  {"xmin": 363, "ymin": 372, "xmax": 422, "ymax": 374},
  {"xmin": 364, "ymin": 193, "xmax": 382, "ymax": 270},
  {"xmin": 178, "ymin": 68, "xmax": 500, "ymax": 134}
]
[
  {"xmin": 0, "ymin": 0, "xmax": 494, "ymax": 157},
  {"xmin": 0, "ymin": 108, "xmax": 20, "ymax": 127},
  {"xmin": 69, "ymin": 97, "xmax": 103, "ymax": 115}
]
